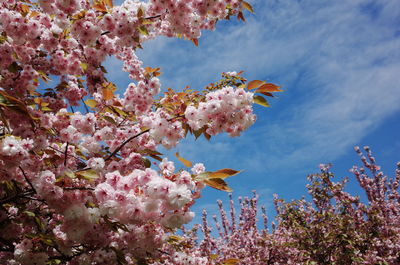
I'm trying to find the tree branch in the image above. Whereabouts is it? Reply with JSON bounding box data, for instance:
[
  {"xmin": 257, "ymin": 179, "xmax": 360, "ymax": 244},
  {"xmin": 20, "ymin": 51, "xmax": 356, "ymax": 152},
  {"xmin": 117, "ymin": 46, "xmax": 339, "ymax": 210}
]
[
  {"xmin": 19, "ymin": 166, "xmax": 35, "ymax": 193},
  {"xmin": 0, "ymin": 190, "xmax": 35, "ymax": 204},
  {"xmin": 105, "ymin": 128, "xmax": 150, "ymax": 161}
]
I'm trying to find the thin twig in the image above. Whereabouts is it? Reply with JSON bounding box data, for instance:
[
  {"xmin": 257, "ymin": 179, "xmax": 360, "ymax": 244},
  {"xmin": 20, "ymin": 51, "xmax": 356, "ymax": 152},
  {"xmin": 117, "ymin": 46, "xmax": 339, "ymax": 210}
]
[
  {"xmin": 0, "ymin": 191, "xmax": 35, "ymax": 204},
  {"xmin": 105, "ymin": 128, "xmax": 150, "ymax": 161},
  {"xmin": 145, "ymin": 14, "xmax": 162, "ymax": 20},
  {"xmin": 63, "ymin": 187, "xmax": 94, "ymax": 191},
  {"xmin": 21, "ymin": 195, "xmax": 47, "ymax": 204},
  {"xmin": 81, "ymin": 98, "xmax": 89, "ymax": 113},
  {"xmin": 104, "ymin": 115, "xmax": 183, "ymax": 161},
  {"xmin": 117, "ymin": 117, "xmax": 127, "ymax": 127},
  {"xmin": 48, "ymin": 146, "xmax": 86, "ymax": 163},
  {"xmin": 64, "ymin": 142, "xmax": 69, "ymax": 167}
]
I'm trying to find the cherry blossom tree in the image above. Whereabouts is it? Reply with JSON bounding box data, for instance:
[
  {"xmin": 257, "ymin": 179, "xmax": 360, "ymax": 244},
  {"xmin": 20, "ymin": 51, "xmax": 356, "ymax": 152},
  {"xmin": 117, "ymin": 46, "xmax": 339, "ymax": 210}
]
[
  {"xmin": 175, "ymin": 147, "xmax": 400, "ymax": 264},
  {"xmin": 0, "ymin": 0, "xmax": 281, "ymax": 264}
]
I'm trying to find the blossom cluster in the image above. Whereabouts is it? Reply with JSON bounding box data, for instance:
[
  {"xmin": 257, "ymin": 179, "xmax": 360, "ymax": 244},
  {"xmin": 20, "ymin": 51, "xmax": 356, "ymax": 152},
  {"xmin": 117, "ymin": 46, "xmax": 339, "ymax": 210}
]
[
  {"xmin": 185, "ymin": 87, "xmax": 256, "ymax": 137},
  {"xmin": 94, "ymin": 167, "xmax": 196, "ymax": 228},
  {"xmin": 0, "ymin": 0, "xmax": 261, "ymax": 264}
]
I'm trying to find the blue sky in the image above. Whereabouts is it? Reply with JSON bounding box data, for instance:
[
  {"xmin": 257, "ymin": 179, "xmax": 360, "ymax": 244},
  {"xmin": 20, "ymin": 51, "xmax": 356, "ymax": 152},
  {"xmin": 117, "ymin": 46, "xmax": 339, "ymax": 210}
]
[{"xmin": 106, "ymin": 0, "xmax": 400, "ymax": 223}]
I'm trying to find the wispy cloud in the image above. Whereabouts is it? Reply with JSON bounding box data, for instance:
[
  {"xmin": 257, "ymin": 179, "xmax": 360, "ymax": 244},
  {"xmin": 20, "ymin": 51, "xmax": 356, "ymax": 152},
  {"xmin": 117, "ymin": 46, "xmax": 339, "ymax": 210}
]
[
  {"xmin": 105, "ymin": 0, "xmax": 400, "ymax": 202},
  {"xmin": 147, "ymin": 0, "xmax": 400, "ymax": 175}
]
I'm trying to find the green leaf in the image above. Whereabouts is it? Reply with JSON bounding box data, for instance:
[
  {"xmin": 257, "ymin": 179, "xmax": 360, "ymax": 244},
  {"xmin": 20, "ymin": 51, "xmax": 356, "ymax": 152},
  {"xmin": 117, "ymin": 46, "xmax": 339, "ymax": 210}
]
[
  {"xmin": 193, "ymin": 128, "xmax": 204, "ymax": 139},
  {"xmin": 41, "ymin": 106, "xmax": 52, "ymax": 112},
  {"xmin": 253, "ymin": 95, "xmax": 270, "ymax": 107},
  {"xmin": 80, "ymin": 62, "xmax": 88, "ymax": 72},
  {"xmin": 138, "ymin": 26, "xmax": 149, "ymax": 36},
  {"xmin": 0, "ymin": 94, "xmax": 6, "ymax": 104},
  {"xmin": 76, "ymin": 169, "xmax": 99, "ymax": 180},
  {"xmin": 84, "ymin": 99, "xmax": 97, "ymax": 108},
  {"xmin": 64, "ymin": 170, "xmax": 76, "ymax": 179},
  {"xmin": 0, "ymin": 33, "xmax": 7, "ymax": 44},
  {"xmin": 150, "ymin": 154, "xmax": 163, "ymax": 162},
  {"xmin": 24, "ymin": 210, "xmax": 35, "ymax": 217},
  {"xmin": 143, "ymin": 158, "xmax": 151, "ymax": 168},
  {"xmin": 99, "ymin": 65, "xmax": 108, "ymax": 73},
  {"xmin": 35, "ymin": 216, "xmax": 46, "ymax": 232},
  {"xmin": 7, "ymin": 62, "xmax": 22, "ymax": 73},
  {"xmin": 102, "ymin": 115, "xmax": 117, "ymax": 125},
  {"xmin": 167, "ymin": 235, "xmax": 182, "ymax": 243},
  {"xmin": 194, "ymin": 171, "xmax": 212, "ymax": 181}
]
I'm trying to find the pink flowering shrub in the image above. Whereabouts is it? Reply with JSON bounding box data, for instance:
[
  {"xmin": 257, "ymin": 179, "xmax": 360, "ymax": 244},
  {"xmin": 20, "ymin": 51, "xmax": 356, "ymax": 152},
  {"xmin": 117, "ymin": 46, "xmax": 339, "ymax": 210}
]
[
  {"xmin": 170, "ymin": 147, "xmax": 400, "ymax": 264},
  {"xmin": 0, "ymin": 0, "xmax": 281, "ymax": 264}
]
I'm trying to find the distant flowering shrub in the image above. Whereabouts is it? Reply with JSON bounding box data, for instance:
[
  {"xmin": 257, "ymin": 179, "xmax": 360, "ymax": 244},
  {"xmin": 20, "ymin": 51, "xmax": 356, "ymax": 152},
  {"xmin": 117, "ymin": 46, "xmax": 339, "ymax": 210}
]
[{"xmin": 161, "ymin": 147, "xmax": 400, "ymax": 264}]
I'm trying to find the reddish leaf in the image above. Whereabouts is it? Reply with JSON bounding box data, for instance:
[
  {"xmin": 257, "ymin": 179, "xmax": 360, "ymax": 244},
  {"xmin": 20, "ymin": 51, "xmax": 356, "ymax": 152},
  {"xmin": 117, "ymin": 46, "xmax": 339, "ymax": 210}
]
[
  {"xmin": 191, "ymin": 38, "xmax": 199, "ymax": 46},
  {"xmin": 247, "ymin": 80, "xmax": 265, "ymax": 90},
  {"xmin": 257, "ymin": 83, "xmax": 282, "ymax": 92},
  {"xmin": 237, "ymin": 11, "xmax": 246, "ymax": 22},
  {"xmin": 93, "ymin": 3, "xmax": 107, "ymax": 12},
  {"xmin": 259, "ymin": 91, "xmax": 274, "ymax": 97}
]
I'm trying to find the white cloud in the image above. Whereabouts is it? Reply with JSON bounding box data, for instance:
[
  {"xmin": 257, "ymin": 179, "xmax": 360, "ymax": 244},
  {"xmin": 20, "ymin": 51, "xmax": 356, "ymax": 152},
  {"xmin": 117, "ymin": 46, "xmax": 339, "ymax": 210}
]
[{"xmin": 105, "ymin": 0, "xmax": 400, "ymax": 191}]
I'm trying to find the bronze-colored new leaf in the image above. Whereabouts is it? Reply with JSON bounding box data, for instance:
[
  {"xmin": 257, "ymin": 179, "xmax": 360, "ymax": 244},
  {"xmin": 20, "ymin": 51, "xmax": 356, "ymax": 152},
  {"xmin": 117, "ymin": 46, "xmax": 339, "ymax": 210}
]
[
  {"xmin": 208, "ymin": 168, "xmax": 241, "ymax": 179},
  {"xmin": 222, "ymin": 258, "xmax": 240, "ymax": 265},
  {"xmin": 104, "ymin": 0, "xmax": 113, "ymax": 8},
  {"xmin": 93, "ymin": 3, "xmax": 107, "ymax": 12},
  {"xmin": 175, "ymin": 152, "xmax": 193, "ymax": 168},
  {"xmin": 242, "ymin": 1, "xmax": 254, "ymax": 13},
  {"xmin": 102, "ymin": 88, "xmax": 114, "ymax": 101},
  {"xmin": 102, "ymin": 82, "xmax": 116, "ymax": 101},
  {"xmin": 204, "ymin": 178, "xmax": 233, "ymax": 192}
]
